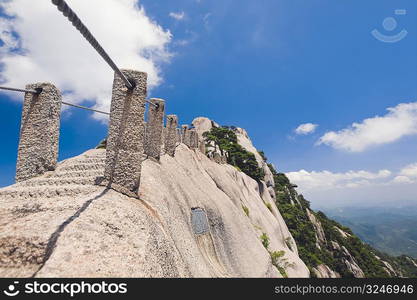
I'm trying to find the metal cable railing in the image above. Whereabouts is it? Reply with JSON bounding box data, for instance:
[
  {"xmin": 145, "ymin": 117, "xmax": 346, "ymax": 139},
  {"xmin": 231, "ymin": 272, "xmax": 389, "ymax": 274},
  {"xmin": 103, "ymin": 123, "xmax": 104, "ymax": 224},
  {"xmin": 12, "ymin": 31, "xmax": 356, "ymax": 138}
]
[
  {"xmin": 0, "ymin": 85, "xmax": 110, "ymax": 115},
  {"xmin": 62, "ymin": 101, "xmax": 109, "ymax": 115},
  {"xmin": 0, "ymin": 85, "xmax": 158, "ymax": 114},
  {"xmin": 51, "ymin": 0, "xmax": 158, "ymax": 108},
  {"xmin": 51, "ymin": 0, "xmax": 134, "ymax": 90},
  {"xmin": 0, "ymin": 86, "xmax": 42, "ymax": 94},
  {"xmin": 1, "ymin": 1, "xmax": 160, "ymax": 114}
]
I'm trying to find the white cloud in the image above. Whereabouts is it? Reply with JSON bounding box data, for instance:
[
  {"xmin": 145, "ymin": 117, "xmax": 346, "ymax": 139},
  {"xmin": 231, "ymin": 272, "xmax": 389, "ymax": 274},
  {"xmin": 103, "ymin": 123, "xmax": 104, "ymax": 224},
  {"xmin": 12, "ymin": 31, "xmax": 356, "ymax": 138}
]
[
  {"xmin": 0, "ymin": 0, "xmax": 172, "ymax": 121},
  {"xmin": 399, "ymin": 163, "xmax": 417, "ymax": 178},
  {"xmin": 392, "ymin": 176, "xmax": 414, "ymax": 184},
  {"xmin": 318, "ymin": 102, "xmax": 417, "ymax": 152},
  {"xmin": 169, "ymin": 11, "xmax": 185, "ymax": 21},
  {"xmin": 286, "ymin": 169, "xmax": 391, "ymax": 191},
  {"xmin": 295, "ymin": 123, "xmax": 318, "ymax": 135},
  {"xmin": 388, "ymin": 163, "xmax": 417, "ymax": 184},
  {"xmin": 286, "ymin": 165, "xmax": 417, "ymax": 208}
]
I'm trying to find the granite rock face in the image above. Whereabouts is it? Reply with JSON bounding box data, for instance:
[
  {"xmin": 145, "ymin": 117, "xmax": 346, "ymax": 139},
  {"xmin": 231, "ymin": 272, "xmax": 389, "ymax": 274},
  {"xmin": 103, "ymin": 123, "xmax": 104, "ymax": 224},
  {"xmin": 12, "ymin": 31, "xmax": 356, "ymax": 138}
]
[
  {"xmin": 233, "ymin": 127, "xmax": 275, "ymax": 188},
  {"xmin": 341, "ymin": 245, "xmax": 365, "ymax": 278},
  {"xmin": 312, "ymin": 264, "xmax": 341, "ymax": 278},
  {"xmin": 192, "ymin": 117, "xmax": 218, "ymax": 155},
  {"xmin": 306, "ymin": 209, "xmax": 327, "ymax": 248},
  {"xmin": 192, "ymin": 117, "xmax": 218, "ymax": 138},
  {"xmin": 16, "ymin": 83, "xmax": 62, "ymax": 182},
  {"xmin": 0, "ymin": 146, "xmax": 309, "ymax": 278},
  {"xmin": 192, "ymin": 117, "xmax": 276, "ymax": 192}
]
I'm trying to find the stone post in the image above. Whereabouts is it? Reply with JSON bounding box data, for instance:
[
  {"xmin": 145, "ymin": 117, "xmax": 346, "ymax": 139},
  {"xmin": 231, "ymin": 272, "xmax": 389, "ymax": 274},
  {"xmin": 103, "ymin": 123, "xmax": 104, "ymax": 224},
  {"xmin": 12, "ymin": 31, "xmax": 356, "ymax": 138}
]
[
  {"xmin": 194, "ymin": 131, "xmax": 199, "ymax": 149},
  {"xmin": 199, "ymin": 139, "xmax": 206, "ymax": 154},
  {"xmin": 15, "ymin": 83, "xmax": 62, "ymax": 182},
  {"xmin": 144, "ymin": 98, "xmax": 165, "ymax": 159},
  {"xmin": 161, "ymin": 126, "xmax": 167, "ymax": 153},
  {"xmin": 104, "ymin": 69, "xmax": 147, "ymax": 196},
  {"xmin": 182, "ymin": 125, "xmax": 191, "ymax": 147},
  {"xmin": 176, "ymin": 128, "xmax": 182, "ymax": 145},
  {"xmin": 189, "ymin": 129, "xmax": 198, "ymax": 149},
  {"xmin": 165, "ymin": 114, "xmax": 178, "ymax": 156}
]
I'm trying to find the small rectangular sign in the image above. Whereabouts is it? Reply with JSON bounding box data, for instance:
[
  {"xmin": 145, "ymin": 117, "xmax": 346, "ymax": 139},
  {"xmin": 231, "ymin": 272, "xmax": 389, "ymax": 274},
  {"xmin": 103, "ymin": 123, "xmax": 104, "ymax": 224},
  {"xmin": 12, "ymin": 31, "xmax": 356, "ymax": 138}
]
[{"xmin": 191, "ymin": 208, "xmax": 209, "ymax": 235}]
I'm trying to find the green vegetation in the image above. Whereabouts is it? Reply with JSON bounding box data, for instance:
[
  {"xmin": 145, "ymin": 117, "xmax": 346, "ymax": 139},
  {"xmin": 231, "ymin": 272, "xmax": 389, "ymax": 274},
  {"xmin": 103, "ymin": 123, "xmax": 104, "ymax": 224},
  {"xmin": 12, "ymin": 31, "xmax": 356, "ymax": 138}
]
[
  {"xmin": 203, "ymin": 127, "xmax": 264, "ymax": 181},
  {"xmin": 377, "ymin": 253, "xmax": 417, "ymax": 278},
  {"xmin": 200, "ymin": 124, "xmax": 417, "ymax": 277},
  {"xmin": 271, "ymin": 250, "xmax": 288, "ymax": 278},
  {"xmin": 265, "ymin": 202, "xmax": 273, "ymax": 212},
  {"xmin": 267, "ymin": 163, "xmax": 417, "ymax": 278},
  {"xmin": 268, "ymin": 165, "xmax": 329, "ymax": 271},
  {"xmin": 242, "ymin": 205, "xmax": 249, "ymax": 217},
  {"xmin": 326, "ymin": 206, "xmax": 417, "ymax": 258},
  {"xmin": 315, "ymin": 211, "xmax": 390, "ymax": 277},
  {"xmin": 260, "ymin": 233, "xmax": 290, "ymax": 277},
  {"xmin": 285, "ymin": 237, "xmax": 294, "ymax": 252},
  {"xmin": 258, "ymin": 150, "xmax": 267, "ymax": 162},
  {"xmin": 260, "ymin": 233, "xmax": 270, "ymax": 249}
]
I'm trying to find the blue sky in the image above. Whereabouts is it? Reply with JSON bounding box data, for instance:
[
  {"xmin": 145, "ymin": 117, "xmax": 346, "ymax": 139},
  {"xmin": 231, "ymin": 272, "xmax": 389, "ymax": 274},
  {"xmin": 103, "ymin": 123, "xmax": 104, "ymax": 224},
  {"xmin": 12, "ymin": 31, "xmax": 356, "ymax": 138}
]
[{"xmin": 0, "ymin": 0, "xmax": 416, "ymax": 208}]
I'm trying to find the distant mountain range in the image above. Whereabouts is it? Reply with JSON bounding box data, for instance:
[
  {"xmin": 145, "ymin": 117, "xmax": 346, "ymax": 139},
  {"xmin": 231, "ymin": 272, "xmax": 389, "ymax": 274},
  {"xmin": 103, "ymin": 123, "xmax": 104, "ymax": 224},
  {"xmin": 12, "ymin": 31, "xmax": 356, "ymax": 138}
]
[{"xmin": 323, "ymin": 205, "xmax": 417, "ymax": 258}]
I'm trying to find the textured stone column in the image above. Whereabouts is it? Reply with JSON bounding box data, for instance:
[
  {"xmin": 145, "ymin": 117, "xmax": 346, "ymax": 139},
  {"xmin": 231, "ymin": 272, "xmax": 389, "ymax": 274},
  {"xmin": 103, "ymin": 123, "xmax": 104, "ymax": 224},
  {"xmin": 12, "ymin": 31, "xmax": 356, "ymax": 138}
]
[
  {"xmin": 176, "ymin": 128, "xmax": 182, "ymax": 145},
  {"xmin": 104, "ymin": 69, "xmax": 147, "ymax": 196},
  {"xmin": 189, "ymin": 129, "xmax": 198, "ymax": 149},
  {"xmin": 161, "ymin": 126, "xmax": 167, "ymax": 153},
  {"xmin": 15, "ymin": 83, "xmax": 62, "ymax": 182},
  {"xmin": 182, "ymin": 125, "xmax": 191, "ymax": 147},
  {"xmin": 165, "ymin": 114, "xmax": 178, "ymax": 156},
  {"xmin": 199, "ymin": 139, "xmax": 206, "ymax": 154},
  {"xmin": 194, "ymin": 131, "xmax": 200, "ymax": 148},
  {"xmin": 144, "ymin": 98, "xmax": 165, "ymax": 159}
]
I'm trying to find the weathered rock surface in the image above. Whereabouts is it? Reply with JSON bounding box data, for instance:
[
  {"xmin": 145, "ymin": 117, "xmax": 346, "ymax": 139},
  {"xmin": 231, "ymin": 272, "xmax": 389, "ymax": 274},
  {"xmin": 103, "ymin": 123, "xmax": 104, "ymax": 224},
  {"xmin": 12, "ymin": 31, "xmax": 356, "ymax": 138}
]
[
  {"xmin": 408, "ymin": 257, "xmax": 417, "ymax": 269},
  {"xmin": 192, "ymin": 117, "xmax": 218, "ymax": 138},
  {"xmin": 192, "ymin": 117, "xmax": 275, "ymax": 190},
  {"xmin": 312, "ymin": 264, "xmax": 340, "ymax": 278},
  {"xmin": 233, "ymin": 128, "xmax": 275, "ymax": 188},
  {"xmin": 306, "ymin": 209, "xmax": 327, "ymax": 248},
  {"xmin": 334, "ymin": 226, "xmax": 351, "ymax": 239},
  {"xmin": 0, "ymin": 146, "xmax": 309, "ymax": 278},
  {"xmin": 340, "ymin": 245, "xmax": 365, "ymax": 278}
]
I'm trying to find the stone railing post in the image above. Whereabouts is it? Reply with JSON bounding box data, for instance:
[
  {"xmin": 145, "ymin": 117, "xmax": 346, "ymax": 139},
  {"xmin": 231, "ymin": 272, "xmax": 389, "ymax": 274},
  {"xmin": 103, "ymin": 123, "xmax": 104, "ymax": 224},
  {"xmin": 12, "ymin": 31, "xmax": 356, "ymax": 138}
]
[
  {"xmin": 15, "ymin": 83, "xmax": 62, "ymax": 182},
  {"xmin": 176, "ymin": 128, "xmax": 182, "ymax": 145},
  {"xmin": 104, "ymin": 69, "xmax": 147, "ymax": 196},
  {"xmin": 199, "ymin": 139, "xmax": 206, "ymax": 154},
  {"xmin": 189, "ymin": 129, "xmax": 198, "ymax": 149},
  {"xmin": 144, "ymin": 98, "xmax": 165, "ymax": 159},
  {"xmin": 165, "ymin": 114, "xmax": 178, "ymax": 156},
  {"xmin": 182, "ymin": 125, "xmax": 190, "ymax": 147}
]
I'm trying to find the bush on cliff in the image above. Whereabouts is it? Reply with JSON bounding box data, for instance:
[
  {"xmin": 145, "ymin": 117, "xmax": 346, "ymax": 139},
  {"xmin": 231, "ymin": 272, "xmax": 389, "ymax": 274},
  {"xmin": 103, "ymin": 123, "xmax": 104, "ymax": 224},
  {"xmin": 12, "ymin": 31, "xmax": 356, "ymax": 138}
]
[{"xmin": 203, "ymin": 127, "xmax": 264, "ymax": 181}]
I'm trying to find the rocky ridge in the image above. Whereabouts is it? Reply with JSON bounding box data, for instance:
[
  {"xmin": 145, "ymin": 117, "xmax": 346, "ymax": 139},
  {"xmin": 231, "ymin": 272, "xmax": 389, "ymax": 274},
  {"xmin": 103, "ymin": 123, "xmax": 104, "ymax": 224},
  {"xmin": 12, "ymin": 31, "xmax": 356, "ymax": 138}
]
[
  {"xmin": 0, "ymin": 119, "xmax": 309, "ymax": 277},
  {"xmin": 1, "ymin": 116, "xmax": 416, "ymax": 278}
]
